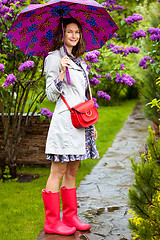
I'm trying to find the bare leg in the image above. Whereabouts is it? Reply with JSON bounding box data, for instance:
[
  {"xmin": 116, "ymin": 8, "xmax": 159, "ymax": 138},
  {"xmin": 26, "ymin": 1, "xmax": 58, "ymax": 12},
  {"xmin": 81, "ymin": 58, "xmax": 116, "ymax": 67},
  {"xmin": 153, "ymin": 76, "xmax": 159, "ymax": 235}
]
[
  {"xmin": 62, "ymin": 160, "xmax": 80, "ymax": 188},
  {"xmin": 46, "ymin": 161, "xmax": 67, "ymax": 193}
]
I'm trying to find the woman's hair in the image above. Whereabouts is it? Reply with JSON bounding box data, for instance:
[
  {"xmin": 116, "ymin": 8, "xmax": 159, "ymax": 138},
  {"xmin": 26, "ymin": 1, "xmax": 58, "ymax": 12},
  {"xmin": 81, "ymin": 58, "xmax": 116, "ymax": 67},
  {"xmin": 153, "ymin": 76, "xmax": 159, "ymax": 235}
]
[{"xmin": 50, "ymin": 18, "xmax": 86, "ymax": 58}]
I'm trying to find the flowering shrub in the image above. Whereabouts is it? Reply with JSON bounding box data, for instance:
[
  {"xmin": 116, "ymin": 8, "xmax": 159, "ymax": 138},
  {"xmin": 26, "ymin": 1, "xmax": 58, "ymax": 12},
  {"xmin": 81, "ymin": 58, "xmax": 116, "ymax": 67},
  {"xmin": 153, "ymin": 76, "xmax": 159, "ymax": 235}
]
[{"xmin": 0, "ymin": 0, "xmax": 47, "ymax": 179}]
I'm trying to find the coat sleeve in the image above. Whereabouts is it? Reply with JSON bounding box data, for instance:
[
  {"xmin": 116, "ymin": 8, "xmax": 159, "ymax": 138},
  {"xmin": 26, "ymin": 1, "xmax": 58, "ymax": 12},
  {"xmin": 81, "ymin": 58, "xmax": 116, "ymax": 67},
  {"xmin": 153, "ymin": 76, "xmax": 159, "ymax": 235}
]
[{"xmin": 44, "ymin": 54, "xmax": 63, "ymax": 103}]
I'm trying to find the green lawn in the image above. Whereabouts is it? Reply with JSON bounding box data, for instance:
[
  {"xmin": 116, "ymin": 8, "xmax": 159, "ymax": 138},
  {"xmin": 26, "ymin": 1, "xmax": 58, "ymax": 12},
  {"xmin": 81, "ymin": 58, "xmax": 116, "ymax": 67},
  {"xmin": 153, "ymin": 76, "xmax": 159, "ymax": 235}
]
[{"xmin": 0, "ymin": 99, "xmax": 137, "ymax": 240}]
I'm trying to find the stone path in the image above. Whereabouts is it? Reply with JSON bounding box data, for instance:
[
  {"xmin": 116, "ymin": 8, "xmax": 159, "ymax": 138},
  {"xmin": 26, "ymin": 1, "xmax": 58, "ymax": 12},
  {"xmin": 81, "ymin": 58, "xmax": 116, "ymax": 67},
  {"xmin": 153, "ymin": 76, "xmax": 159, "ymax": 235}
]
[{"xmin": 37, "ymin": 103, "xmax": 151, "ymax": 240}]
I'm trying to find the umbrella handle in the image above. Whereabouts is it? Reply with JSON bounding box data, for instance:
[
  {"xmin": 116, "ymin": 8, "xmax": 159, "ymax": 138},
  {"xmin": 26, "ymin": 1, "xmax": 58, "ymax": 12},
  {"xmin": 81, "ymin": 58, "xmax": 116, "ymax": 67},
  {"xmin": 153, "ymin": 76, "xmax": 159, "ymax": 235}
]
[
  {"xmin": 61, "ymin": 18, "xmax": 71, "ymax": 85},
  {"xmin": 66, "ymin": 68, "xmax": 71, "ymax": 85}
]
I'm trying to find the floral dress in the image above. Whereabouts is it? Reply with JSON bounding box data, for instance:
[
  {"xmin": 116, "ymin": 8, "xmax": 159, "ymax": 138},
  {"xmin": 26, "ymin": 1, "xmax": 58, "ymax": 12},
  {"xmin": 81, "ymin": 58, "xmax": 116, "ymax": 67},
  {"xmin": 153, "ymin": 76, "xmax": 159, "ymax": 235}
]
[{"xmin": 46, "ymin": 53, "xmax": 99, "ymax": 162}]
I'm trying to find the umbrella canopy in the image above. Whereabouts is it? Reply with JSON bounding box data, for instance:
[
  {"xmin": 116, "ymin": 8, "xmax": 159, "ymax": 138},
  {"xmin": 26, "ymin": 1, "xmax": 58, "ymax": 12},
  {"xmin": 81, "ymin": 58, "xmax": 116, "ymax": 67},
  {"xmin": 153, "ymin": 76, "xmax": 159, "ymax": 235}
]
[{"xmin": 7, "ymin": 0, "xmax": 118, "ymax": 57}]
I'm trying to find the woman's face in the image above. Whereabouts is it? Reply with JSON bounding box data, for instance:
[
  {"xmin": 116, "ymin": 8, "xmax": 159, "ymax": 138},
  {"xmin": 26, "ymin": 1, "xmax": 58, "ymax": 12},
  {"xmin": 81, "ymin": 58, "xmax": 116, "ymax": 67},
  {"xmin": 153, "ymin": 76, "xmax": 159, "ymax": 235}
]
[{"xmin": 64, "ymin": 23, "xmax": 80, "ymax": 49}]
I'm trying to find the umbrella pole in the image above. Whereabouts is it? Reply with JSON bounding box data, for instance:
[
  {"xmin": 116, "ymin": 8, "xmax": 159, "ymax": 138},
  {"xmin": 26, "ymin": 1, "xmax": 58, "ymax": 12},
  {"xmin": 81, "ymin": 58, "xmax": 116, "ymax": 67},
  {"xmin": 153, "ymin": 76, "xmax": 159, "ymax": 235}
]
[{"xmin": 61, "ymin": 17, "xmax": 71, "ymax": 85}]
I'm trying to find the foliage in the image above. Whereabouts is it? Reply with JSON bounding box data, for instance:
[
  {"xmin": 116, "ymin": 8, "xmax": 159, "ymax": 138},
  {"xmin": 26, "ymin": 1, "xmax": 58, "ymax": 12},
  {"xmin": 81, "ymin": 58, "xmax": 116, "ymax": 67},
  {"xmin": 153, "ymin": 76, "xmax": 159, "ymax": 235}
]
[
  {"xmin": 128, "ymin": 126, "xmax": 160, "ymax": 240},
  {"xmin": 85, "ymin": 0, "xmax": 159, "ymax": 106}
]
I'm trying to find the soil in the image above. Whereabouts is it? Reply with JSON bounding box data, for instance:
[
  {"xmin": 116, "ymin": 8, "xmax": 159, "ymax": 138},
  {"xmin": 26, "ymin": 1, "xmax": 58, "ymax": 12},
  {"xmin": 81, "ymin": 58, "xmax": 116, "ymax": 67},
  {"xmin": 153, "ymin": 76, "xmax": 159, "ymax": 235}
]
[
  {"xmin": 17, "ymin": 173, "xmax": 39, "ymax": 182},
  {"xmin": 0, "ymin": 172, "xmax": 39, "ymax": 182}
]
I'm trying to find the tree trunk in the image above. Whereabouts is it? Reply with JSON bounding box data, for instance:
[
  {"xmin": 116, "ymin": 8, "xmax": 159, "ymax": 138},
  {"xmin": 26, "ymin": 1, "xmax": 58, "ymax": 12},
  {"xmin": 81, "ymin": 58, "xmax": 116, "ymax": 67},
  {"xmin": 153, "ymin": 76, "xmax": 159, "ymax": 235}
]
[
  {"xmin": 8, "ymin": 144, "xmax": 17, "ymax": 179},
  {"xmin": 0, "ymin": 152, "xmax": 6, "ymax": 182},
  {"xmin": 9, "ymin": 162, "xmax": 17, "ymax": 179}
]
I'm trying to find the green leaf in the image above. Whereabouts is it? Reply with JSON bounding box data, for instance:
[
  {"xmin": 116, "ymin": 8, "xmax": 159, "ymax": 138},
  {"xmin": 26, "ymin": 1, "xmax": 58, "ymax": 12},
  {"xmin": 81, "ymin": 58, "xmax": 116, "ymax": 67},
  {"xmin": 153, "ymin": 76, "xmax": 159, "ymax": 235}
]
[
  {"xmin": 36, "ymin": 103, "xmax": 41, "ymax": 110},
  {"xmin": 40, "ymin": 115, "xmax": 46, "ymax": 122},
  {"xmin": 156, "ymin": 68, "xmax": 160, "ymax": 74}
]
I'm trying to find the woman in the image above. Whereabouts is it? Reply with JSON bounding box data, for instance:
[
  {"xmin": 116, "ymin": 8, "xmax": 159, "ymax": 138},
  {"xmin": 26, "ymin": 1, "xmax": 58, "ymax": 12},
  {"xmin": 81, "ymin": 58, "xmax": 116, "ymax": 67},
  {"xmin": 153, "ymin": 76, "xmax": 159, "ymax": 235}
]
[{"xmin": 42, "ymin": 18, "xmax": 99, "ymax": 235}]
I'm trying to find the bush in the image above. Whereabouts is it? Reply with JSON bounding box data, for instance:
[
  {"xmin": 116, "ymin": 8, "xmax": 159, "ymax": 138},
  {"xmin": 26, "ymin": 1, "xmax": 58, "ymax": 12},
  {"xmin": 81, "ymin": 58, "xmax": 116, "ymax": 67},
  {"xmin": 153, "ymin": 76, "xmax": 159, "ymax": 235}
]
[{"xmin": 128, "ymin": 126, "xmax": 160, "ymax": 240}]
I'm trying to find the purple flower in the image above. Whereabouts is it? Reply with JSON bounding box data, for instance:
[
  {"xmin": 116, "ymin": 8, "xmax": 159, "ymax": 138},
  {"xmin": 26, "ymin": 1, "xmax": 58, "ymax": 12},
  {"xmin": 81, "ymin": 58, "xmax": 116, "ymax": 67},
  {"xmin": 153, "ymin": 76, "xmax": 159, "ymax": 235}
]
[
  {"xmin": 41, "ymin": 108, "xmax": 53, "ymax": 118},
  {"xmin": 105, "ymin": 73, "xmax": 112, "ymax": 79},
  {"xmin": 112, "ymin": 32, "xmax": 118, "ymax": 39},
  {"xmin": 148, "ymin": 28, "xmax": 160, "ymax": 41},
  {"xmin": 120, "ymin": 63, "xmax": 125, "ymax": 70},
  {"xmin": 115, "ymin": 73, "xmax": 135, "ymax": 86},
  {"xmin": 132, "ymin": 30, "xmax": 146, "ymax": 39},
  {"xmin": 3, "ymin": 74, "xmax": 16, "ymax": 87},
  {"xmin": 85, "ymin": 52, "xmax": 99, "ymax": 63},
  {"xmin": 112, "ymin": 5, "xmax": 123, "ymax": 10},
  {"xmin": 149, "ymin": 34, "xmax": 160, "ymax": 41},
  {"xmin": 87, "ymin": 64, "xmax": 91, "ymax": 70},
  {"xmin": 93, "ymin": 73, "xmax": 101, "ymax": 79},
  {"xmin": 124, "ymin": 13, "xmax": 143, "ymax": 25},
  {"xmin": 97, "ymin": 91, "xmax": 111, "ymax": 100},
  {"xmin": 86, "ymin": 64, "xmax": 91, "ymax": 73},
  {"xmin": 95, "ymin": 68, "xmax": 101, "ymax": 72},
  {"xmin": 127, "ymin": 46, "xmax": 140, "ymax": 54},
  {"xmin": 92, "ymin": 50, "xmax": 101, "ymax": 56},
  {"xmin": 0, "ymin": 63, "xmax": 4, "ymax": 72},
  {"xmin": 89, "ymin": 77, "xmax": 101, "ymax": 86},
  {"xmin": 107, "ymin": 43, "xmax": 115, "ymax": 49},
  {"xmin": 148, "ymin": 28, "xmax": 160, "ymax": 35},
  {"xmin": 139, "ymin": 56, "xmax": 155, "ymax": 69},
  {"xmin": 93, "ymin": 97, "xmax": 100, "ymax": 109},
  {"xmin": 18, "ymin": 60, "xmax": 34, "ymax": 71},
  {"xmin": 103, "ymin": 0, "xmax": 123, "ymax": 11},
  {"xmin": 111, "ymin": 46, "xmax": 129, "ymax": 57},
  {"xmin": 2, "ymin": 0, "xmax": 8, "ymax": 4},
  {"xmin": 103, "ymin": 0, "xmax": 117, "ymax": 9},
  {"xmin": 1, "ymin": 6, "xmax": 10, "ymax": 13}
]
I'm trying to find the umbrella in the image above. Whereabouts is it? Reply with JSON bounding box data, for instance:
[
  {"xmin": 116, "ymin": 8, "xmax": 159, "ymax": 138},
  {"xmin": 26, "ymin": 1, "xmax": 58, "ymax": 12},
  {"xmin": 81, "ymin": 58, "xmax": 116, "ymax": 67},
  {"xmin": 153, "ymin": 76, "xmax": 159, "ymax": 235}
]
[{"xmin": 7, "ymin": 0, "xmax": 118, "ymax": 58}]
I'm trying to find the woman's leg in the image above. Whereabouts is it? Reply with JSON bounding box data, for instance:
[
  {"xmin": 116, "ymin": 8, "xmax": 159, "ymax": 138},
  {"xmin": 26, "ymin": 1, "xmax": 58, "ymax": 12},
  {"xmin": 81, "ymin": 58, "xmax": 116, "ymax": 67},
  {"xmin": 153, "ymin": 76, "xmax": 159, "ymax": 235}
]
[
  {"xmin": 62, "ymin": 160, "xmax": 80, "ymax": 188},
  {"xmin": 46, "ymin": 161, "xmax": 68, "ymax": 192},
  {"xmin": 61, "ymin": 160, "xmax": 91, "ymax": 230}
]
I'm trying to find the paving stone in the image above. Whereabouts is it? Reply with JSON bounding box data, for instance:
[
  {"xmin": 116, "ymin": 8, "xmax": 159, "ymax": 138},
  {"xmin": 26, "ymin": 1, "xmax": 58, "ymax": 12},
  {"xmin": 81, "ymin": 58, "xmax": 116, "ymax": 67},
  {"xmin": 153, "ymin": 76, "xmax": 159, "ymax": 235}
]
[{"xmin": 37, "ymin": 103, "xmax": 151, "ymax": 240}]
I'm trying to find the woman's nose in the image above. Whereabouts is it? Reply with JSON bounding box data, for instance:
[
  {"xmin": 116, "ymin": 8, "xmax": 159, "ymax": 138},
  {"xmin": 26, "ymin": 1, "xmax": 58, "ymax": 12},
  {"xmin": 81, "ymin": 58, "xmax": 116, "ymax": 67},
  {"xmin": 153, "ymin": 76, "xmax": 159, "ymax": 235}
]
[{"xmin": 72, "ymin": 32, "xmax": 76, "ymax": 38}]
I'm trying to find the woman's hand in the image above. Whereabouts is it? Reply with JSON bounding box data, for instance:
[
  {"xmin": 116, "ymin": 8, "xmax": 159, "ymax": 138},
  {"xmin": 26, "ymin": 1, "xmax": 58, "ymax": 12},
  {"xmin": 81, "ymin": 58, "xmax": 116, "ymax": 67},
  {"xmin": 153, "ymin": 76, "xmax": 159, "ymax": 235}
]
[
  {"xmin": 58, "ymin": 56, "xmax": 70, "ymax": 81},
  {"xmin": 60, "ymin": 55, "xmax": 70, "ymax": 73},
  {"xmin": 94, "ymin": 126, "xmax": 98, "ymax": 140}
]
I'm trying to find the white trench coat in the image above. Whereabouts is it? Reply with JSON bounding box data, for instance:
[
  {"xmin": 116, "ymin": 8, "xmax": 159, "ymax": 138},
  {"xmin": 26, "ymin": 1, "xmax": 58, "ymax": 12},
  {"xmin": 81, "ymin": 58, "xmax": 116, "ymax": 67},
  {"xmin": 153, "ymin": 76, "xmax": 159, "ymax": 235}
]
[{"xmin": 44, "ymin": 46, "xmax": 90, "ymax": 155}]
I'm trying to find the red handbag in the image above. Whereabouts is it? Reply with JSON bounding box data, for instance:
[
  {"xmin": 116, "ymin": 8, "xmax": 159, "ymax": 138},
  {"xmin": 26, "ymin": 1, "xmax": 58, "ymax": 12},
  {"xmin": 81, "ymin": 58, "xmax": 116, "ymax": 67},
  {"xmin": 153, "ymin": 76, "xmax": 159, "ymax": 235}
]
[{"xmin": 60, "ymin": 95, "xmax": 99, "ymax": 129}]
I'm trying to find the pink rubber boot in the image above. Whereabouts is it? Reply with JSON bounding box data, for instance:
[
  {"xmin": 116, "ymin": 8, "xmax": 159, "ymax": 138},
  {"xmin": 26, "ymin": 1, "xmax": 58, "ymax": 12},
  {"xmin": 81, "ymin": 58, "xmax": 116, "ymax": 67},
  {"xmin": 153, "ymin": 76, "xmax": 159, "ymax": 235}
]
[{"xmin": 61, "ymin": 186, "xmax": 91, "ymax": 231}]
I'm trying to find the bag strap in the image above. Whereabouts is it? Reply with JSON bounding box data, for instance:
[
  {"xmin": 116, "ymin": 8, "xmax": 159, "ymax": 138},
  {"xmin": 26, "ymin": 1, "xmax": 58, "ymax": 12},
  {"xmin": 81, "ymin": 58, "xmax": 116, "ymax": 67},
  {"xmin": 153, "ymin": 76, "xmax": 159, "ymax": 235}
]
[{"xmin": 60, "ymin": 95, "xmax": 72, "ymax": 112}]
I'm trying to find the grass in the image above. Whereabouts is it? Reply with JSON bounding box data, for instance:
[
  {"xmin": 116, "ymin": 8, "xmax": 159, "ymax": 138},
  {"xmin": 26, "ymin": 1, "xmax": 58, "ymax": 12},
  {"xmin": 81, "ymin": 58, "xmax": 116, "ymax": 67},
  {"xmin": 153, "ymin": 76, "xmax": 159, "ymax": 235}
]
[{"xmin": 0, "ymin": 99, "xmax": 137, "ymax": 240}]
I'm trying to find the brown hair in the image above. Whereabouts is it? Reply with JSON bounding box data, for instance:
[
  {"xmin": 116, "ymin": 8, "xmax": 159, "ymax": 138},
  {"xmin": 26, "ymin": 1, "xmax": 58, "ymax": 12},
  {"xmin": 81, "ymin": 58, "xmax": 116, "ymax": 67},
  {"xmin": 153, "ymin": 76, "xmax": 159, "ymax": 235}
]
[{"xmin": 50, "ymin": 18, "xmax": 86, "ymax": 58}]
